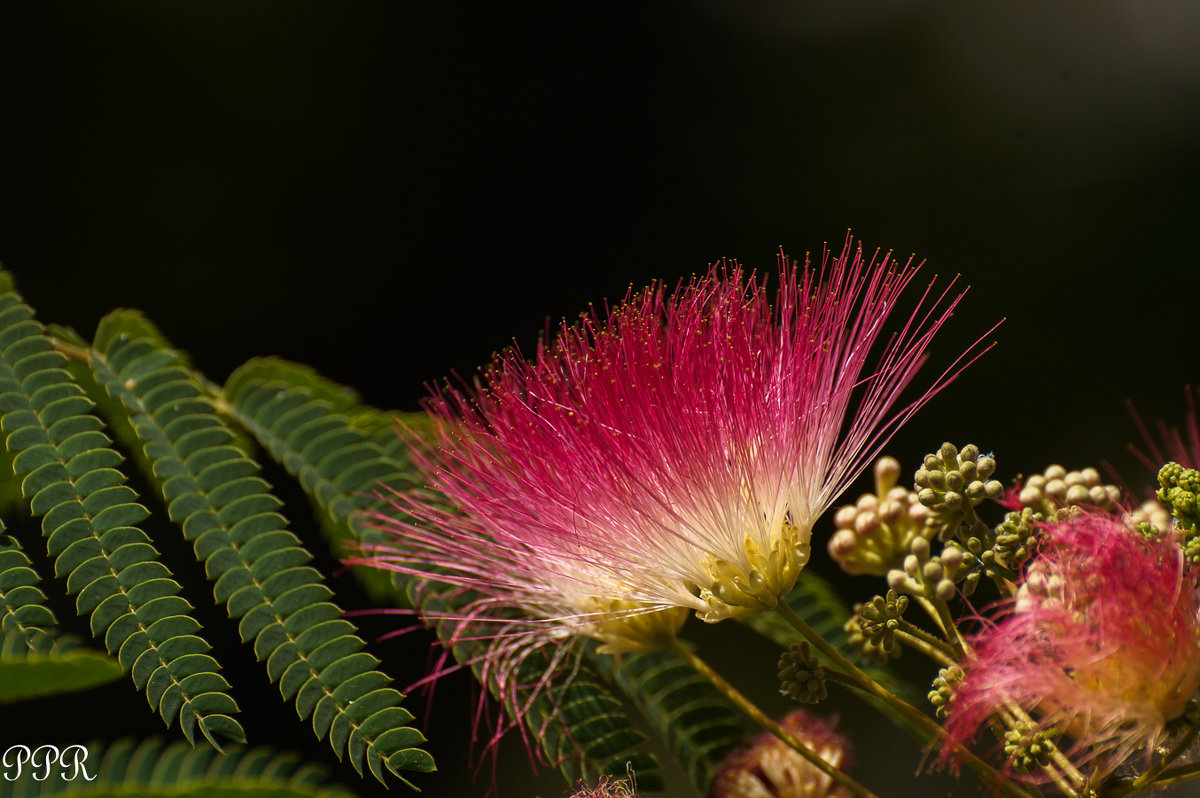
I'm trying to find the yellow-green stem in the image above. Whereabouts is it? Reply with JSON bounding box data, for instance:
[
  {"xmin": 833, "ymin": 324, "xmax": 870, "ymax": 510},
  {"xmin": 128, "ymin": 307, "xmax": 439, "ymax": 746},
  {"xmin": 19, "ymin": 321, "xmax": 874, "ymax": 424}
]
[
  {"xmin": 1133, "ymin": 759, "xmax": 1200, "ymax": 792},
  {"xmin": 774, "ymin": 603, "xmax": 1034, "ymax": 798},
  {"xmin": 896, "ymin": 622, "xmax": 957, "ymax": 666},
  {"xmin": 1110, "ymin": 715, "xmax": 1200, "ymax": 796},
  {"xmin": 929, "ymin": 596, "xmax": 968, "ymax": 658},
  {"xmin": 667, "ymin": 637, "xmax": 878, "ymax": 798}
]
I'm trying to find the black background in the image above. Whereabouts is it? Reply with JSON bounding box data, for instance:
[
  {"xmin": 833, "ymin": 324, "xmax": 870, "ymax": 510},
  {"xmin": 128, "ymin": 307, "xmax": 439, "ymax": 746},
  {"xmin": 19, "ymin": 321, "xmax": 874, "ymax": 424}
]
[{"xmin": 2, "ymin": 3, "xmax": 1200, "ymax": 797}]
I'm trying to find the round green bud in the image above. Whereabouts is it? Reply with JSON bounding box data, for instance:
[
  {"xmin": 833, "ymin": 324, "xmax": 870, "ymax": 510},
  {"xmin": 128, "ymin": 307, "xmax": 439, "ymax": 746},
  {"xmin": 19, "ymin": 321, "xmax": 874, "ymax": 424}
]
[{"xmin": 939, "ymin": 442, "xmax": 959, "ymax": 464}]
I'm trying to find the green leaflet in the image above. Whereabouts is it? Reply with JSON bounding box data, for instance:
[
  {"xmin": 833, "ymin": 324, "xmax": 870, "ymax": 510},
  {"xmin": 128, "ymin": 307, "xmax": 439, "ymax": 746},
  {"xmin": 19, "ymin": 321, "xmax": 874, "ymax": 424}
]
[
  {"xmin": 223, "ymin": 357, "xmax": 425, "ymax": 604},
  {"xmin": 0, "ymin": 529, "xmax": 56, "ymax": 643},
  {"xmin": 0, "ymin": 738, "xmax": 358, "ymax": 798},
  {"xmin": 588, "ymin": 646, "xmax": 746, "ymax": 795},
  {"xmin": 0, "ymin": 629, "xmax": 124, "ymax": 703},
  {"xmin": 0, "ymin": 526, "xmax": 125, "ymax": 702},
  {"xmin": 222, "ymin": 359, "xmax": 660, "ymax": 790},
  {"xmin": 83, "ymin": 310, "xmax": 434, "ymax": 788},
  {"xmin": 0, "ymin": 277, "xmax": 242, "ymax": 748}
]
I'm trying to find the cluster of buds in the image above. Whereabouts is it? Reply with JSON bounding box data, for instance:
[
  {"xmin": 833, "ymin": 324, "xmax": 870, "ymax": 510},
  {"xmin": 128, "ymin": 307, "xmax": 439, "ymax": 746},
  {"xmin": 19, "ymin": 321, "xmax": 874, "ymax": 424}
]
[
  {"xmin": 914, "ymin": 443, "xmax": 1004, "ymax": 534},
  {"xmin": 710, "ymin": 709, "xmax": 853, "ymax": 798},
  {"xmin": 845, "ymin": 588, "xmax": 911, "ymax": 664},
  {"xmin": 1156, "ymin": 462, "xmax": 1200, "ymax": 562},
  {"xmin": 1011, "ymin": 465, "xmax": 1120, "ymax": 514},
  {"xmin": 886, "ymin": 537, "xmax": 959, "ymax": 601},
  {"xmin": 941, "ymin": 508, "xmax": 1041, "ymax": 596},
  {"xmin": 1002, "ymin": 720, "xmax": 1058, "ymax": 774},
  {"xmin": 1126, "ymin": 499, "xmax": 1173, "ymax": 537},
  {"xmin": 827, "ymin": 457, "xmax": 931, "ymax": 576},
  {"xmin": 778, "ymin": 642, "xmax": 827, "ymax": 704},
  {"xmin": 926, "ymin": 664, "xmax": 963, "ymax": 720}
]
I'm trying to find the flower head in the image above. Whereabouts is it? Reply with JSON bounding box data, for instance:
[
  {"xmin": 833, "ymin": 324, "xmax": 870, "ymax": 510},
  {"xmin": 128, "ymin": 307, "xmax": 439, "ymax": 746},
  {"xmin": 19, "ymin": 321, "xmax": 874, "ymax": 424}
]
[
  {"xmin": 559, "ymin": 774, "xmax": 639, "ymax": 798},
  {"xmin": 357, "ymin": 236, "xmax": 985, "ymax": 717},
  {"xmin": 711, "ymin": 709, "xmax": 853, "ymax": 798},
  {"xmin": 943, "ymin": 511, "xmax": 1200, "ymax": 783}
]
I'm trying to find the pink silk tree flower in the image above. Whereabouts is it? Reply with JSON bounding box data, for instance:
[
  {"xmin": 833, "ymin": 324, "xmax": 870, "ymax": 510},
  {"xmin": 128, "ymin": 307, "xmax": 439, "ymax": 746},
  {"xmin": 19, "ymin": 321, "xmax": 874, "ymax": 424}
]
[
  {"xmin": 357, "ymin": 236, "xmax": 986, "ymax": 708},
  {"xmin": 559, "ymin": 775, "xmax": 640, "ymax": 798},
  {"xmin": 710, "ymin": 709, "xmax": 853, "ymax": 798},
  {"xmin": 943, "ymin": 511, "xmax": 1200, "ymax": 784}
]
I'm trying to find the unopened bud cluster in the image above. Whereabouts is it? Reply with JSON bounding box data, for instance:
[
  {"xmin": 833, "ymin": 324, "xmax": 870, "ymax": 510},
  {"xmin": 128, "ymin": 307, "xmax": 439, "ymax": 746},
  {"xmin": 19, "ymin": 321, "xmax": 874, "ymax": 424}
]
[
  {"xmin": 778, "ymin": 642, "xmax": 827, "ymax": 704},
  {"xmin": 828, "ymin": 457, "xmax": 931, "ymax": 576},
  {"xmin": 886, "ymin": 536, "xmax": 959, "ymax": 601},
  {"xmin": 914, "ymin": 443, "xmax": 1003, "ymax": 524},
  {"xmin": 1002, "ymin": 721, "xmax": 1057, "ymax": 774},
  {"xmin": 944, "ymin": 508, "xmax": 1039, "ymax": 596},
  {"xmin": 1157, "ymin": 462, "xmax": 1200, "ymax": 563},
  {"xmin": 927, "ymin": 664, "xmax": 963, "ymax": 720},
  {"xmin": 1126, "ymin": 499, "xmax": 1172, "ymax": 537},
  {"xmin": 846, "ymin": 589, "xmax": 909, "ymax": 663},
  {"xmin": 1159, "ymin": 462, "xmax": 1200, "ymax": 530},
  {"xmin": 1014, "ymin": 464, "xmax": 1119, "ymax": 513}
]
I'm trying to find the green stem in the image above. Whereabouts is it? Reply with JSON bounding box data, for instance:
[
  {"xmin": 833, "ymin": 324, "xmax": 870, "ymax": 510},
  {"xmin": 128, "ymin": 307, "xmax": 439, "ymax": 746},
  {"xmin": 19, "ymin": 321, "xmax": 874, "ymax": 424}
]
[
  {"xmin": 1122, "ymin": 759, "xmax": 1200, "ymax": 793},
  {"xmin": 896, "ymin": 621, "xmax": 958, "ymax": 666},
  {"xmin": 667, "ymin": 636, "xmax": 878, "ymax": 798},
  {"xmin": 929, "ymin": 596, "xmax": 968, "ymax": 658},
  {"xmin": 774, "ymin": 603, "xmax": 1034, "ymax": 798},
  {"xmin": 1109, "ymin": 714, "xmax": 1200, "ymax": 796}
]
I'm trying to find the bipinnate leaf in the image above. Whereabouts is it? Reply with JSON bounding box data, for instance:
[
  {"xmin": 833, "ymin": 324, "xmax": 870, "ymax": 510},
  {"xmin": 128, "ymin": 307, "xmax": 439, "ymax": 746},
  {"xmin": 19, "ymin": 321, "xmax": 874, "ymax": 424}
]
[
  {"xmin": 85, "ymin": 310, "xmax": 433, "ymax": 788},
  {"xmin": 0, "ymin": 530, "xmax": 123, "ymax": 701},
  {"xmin": 589, "ymin": 646, "xmax": 746, "ymax": 793},
  {"xmin": 0, "ymin": 278, "xmax": 242, "ymax": 747}
]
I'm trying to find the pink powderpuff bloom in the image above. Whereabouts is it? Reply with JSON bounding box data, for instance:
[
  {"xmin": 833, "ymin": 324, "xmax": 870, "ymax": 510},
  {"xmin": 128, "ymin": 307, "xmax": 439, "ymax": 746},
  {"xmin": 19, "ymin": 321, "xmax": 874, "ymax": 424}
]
[
  {"xmin": 710, "ymin": 709, "xmax": 853, "ymax": 798},
  {"xmin": 943, "ymin": 511, "xmax": 1200, "ymax": 784},
  {"xmin": 356, "ymin": 236, "xmax": 988, "ymax": 736},
  {"xmin": 558, "ymin": 774, "xmax": 639, "ymax": 798}
]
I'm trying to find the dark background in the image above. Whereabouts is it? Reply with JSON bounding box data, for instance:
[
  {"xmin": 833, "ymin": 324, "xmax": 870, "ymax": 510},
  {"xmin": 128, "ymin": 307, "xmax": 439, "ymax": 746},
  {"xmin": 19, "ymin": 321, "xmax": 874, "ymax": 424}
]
[{"xmin": 2, "ymin": 3, "xmax": 1200, "ymax": 797}]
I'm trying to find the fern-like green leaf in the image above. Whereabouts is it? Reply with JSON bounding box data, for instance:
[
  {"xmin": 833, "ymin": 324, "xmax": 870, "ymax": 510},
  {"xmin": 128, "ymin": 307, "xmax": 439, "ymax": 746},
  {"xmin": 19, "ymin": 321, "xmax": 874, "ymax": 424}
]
[
  {"xmin": 0, "ymin": 530, "xmax": 123, "ymax": 701},
  {"xmin": 86, "ymin": 310, "xmax": 433, "ymax": 788},
  {"xmin": 0, "ymin": 528, "xmax": 56, "ymax": 644},
  {"xmin": 223, "ymin": 359, "xmax": 659, "ymax": 789},
  {"xmin": 223, "ymin": 358, "xmax": 425, "ymax": 604},
  {"xmin": 0, "ymin": 737, "xmax": 357, "ymax": 798},
  {"xmin": 0, "ymin": 277, "xmax": 242, "ymax": 747}
]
